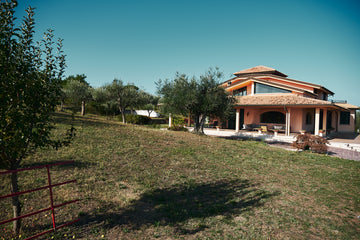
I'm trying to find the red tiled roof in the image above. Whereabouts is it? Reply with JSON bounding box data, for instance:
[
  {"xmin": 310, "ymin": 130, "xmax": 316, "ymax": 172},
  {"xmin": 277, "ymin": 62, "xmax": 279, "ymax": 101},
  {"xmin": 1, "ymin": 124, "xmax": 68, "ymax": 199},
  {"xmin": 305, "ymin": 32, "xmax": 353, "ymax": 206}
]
[
  {"xmin": 234, "ymin": 94, "xmax": 336, "ymax": 107},
  {"xmin": 335, "ymin": 103, "xmax": 360, "ymax": 110},
  {"xmin": 233, "ymin": 65, "xmax": 288, "ymax": 77}
]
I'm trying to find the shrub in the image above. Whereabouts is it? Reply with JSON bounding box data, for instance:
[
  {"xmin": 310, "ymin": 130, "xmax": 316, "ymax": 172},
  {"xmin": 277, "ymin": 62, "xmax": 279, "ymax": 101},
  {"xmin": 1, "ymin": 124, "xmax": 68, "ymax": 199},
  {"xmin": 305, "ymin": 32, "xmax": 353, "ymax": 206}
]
[
  {"xmin": 150, "ymin": 118, "xmax": 167, "ymax": 125},
  {"xmin": 168, "ymin": 116, "xmax": 188, "ymax": 131},
  {"xmin": 168, "ymin": 125, "xmax": 188, "ymax": 132},
  {"xmin": 172, "ymin": 116, "xmax": 185, "ymax": 126},
  {"xmin": 291, "ymin": 133, "xmax": 329, "ymax": 154},
  {"xmin": 118, "ymin": 114, "xmax": 151, "ymax": 125}
]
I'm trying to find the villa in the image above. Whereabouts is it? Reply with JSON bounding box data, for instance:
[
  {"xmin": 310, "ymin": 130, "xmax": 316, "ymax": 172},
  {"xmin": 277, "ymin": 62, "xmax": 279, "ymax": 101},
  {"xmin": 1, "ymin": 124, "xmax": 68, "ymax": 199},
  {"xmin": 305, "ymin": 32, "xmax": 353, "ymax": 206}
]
[{"xmin": 219, "ymin": 66, "xmax": 359, "ymax": 136}]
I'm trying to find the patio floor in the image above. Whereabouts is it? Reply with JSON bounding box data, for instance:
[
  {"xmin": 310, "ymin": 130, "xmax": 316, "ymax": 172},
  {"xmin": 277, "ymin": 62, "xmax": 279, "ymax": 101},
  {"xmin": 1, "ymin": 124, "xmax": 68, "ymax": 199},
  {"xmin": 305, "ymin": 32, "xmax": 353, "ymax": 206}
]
[{"xmin": 192, "ymin": 128, "xmax": 360, "ymax": 152}]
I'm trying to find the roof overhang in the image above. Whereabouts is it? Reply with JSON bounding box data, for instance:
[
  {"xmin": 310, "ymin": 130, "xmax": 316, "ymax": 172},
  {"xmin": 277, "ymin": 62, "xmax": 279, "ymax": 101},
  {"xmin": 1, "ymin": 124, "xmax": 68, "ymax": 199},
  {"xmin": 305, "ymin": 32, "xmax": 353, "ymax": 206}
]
[{"xmin": 233, "ymin": 94, "xmax": 350, "ymax": 111}]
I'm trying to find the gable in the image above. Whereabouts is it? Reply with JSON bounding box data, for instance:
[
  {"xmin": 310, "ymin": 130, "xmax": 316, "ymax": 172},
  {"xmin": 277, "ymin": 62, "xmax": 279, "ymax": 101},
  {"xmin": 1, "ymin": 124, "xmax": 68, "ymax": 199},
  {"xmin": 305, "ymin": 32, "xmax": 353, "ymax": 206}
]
[
  {"xmin": 223, "ymin": 66, "xmax": 334, "ymax": 98},
  {"xmin": 225, "ymin": 77, "xmax": 314, "ymax": 96}
]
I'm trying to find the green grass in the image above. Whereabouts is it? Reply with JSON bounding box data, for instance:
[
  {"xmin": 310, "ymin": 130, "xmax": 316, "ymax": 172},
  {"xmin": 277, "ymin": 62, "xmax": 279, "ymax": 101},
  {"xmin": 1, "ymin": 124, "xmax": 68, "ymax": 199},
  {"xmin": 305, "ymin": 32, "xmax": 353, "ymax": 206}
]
[{"xmin": 1, "ymin": 112, "xmax": 359, "ymax": 239}]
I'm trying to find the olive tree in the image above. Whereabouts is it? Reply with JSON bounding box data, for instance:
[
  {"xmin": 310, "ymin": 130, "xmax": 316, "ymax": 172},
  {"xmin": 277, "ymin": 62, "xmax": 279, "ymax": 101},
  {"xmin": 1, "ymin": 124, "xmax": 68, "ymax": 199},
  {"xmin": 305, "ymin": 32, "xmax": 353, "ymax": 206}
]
[
  {"xmin": 63, "ymin": 74, "xmax": 92, "ymax": 115},
  {"xmin": 156, "ymin": 67, "xmax": 234, "ymax": 134},
  {"xmin": 0, "ymin": 1, "xmax": 73, "ymax": 234},
  {"xmin": 105, "ymin": 79, "xmax": 140, "ymax": 123}
]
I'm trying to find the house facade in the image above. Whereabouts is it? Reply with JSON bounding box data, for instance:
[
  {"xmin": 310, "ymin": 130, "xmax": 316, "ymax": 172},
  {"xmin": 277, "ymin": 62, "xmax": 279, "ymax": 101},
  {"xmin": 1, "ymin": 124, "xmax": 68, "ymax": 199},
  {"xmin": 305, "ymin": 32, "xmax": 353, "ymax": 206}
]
[{"xmin": 220, "ymin": 66, "xmax": 359, "ymax": 136}]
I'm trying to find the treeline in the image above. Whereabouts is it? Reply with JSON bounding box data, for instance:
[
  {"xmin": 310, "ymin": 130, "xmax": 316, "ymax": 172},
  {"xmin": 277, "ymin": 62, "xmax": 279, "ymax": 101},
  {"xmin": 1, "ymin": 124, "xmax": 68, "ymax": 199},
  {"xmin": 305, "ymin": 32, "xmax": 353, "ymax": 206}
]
[{"xmin": 61, "ymin": 75, "xmax": 159, "ymax": 123}]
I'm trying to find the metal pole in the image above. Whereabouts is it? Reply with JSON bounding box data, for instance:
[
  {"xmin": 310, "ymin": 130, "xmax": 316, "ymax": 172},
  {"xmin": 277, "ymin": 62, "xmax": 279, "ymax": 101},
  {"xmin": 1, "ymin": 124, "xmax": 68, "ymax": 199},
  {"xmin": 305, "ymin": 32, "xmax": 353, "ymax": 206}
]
[{"xmin": 46, "ymin": 166, "xmax": 56, "ymax": 229}]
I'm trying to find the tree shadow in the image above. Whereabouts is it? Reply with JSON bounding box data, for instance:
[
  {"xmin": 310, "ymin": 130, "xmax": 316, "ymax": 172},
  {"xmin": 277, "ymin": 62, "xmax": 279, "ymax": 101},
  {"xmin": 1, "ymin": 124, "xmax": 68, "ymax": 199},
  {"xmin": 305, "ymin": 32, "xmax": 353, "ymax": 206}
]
[
  {"xmin": 22, "ymin": 159, "xmax": 93, "ymax": 169},
  {"xmin": 52, "ymin": 112, "xmax": 124, "ymax": 128},
  {"xmin": 76, "ymin": 179, "xmax": 279, "ymax": 235}
]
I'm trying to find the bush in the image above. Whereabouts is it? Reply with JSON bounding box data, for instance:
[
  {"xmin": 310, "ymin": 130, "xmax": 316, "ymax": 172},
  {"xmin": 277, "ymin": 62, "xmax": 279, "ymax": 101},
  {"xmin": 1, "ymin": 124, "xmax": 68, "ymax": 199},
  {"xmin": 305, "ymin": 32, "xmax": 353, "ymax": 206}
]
[
  {"xmin": 172, "ymin": 116, "xmax": 185, "ymax": 126},
  {"xmin": 150, "ymin": 118, "xmax": 167, "ymax": 125},
  {"xmin": 168, "ymin": 125, "xmax": 188, "ymax": 132},
  {"xmin": 118, "ymin": 114, "xmax": 151, "ymax": 125},
  {"xmin": 291, "ymin": 133, "xmax": 329, "ymax": 154}
]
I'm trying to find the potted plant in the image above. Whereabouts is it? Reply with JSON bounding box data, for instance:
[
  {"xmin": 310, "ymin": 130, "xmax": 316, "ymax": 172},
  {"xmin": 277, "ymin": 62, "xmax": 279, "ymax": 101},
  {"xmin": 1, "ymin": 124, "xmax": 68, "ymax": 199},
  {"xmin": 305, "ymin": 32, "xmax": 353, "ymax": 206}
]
[{"xmin": 300, "ymin": 129, "xmax": 306, "ymax": 135}]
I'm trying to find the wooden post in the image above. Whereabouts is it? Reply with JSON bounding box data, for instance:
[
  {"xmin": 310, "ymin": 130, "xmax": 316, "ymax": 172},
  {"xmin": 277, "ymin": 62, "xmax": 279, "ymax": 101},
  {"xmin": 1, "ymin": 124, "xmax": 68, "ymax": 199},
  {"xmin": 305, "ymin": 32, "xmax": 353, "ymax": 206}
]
[{"xmin": 188, "ymin": 112, "xmax": 191, "ymax": 127}]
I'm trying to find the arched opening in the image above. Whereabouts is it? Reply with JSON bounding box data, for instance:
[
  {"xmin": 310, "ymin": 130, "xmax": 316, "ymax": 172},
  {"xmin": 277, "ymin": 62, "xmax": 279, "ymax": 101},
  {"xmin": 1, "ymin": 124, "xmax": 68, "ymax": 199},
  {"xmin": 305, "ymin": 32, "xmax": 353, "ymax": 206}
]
[{"xmin": 260, "ymin": 111, "xmax": 285, "ymax": 124}]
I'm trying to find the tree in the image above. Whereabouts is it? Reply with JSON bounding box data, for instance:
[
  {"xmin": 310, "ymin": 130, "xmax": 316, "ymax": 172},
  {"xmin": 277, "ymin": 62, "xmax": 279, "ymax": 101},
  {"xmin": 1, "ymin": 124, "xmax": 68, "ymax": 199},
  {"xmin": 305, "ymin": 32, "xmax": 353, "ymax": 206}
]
[
  {"xmin": 92, "ymin": 86, "xmax": 118, "ymax": 117},
  {"xmin": 105, "ymin": 79, "xmax": 140, "ymax": 123},
  {"xmin": 0, "ymin": 1, "xmax": 73, "ymax": 234},
  {"xmin": 139, "ymin": 91, "xmax": 160, "ymax": 117},
  {"xmin": 157, "ymin": 67, "xmax": 234, "ymax": 134},
  {"xmin": 63, "ymin": 74, "xmax": 92, "ymax": 115}
]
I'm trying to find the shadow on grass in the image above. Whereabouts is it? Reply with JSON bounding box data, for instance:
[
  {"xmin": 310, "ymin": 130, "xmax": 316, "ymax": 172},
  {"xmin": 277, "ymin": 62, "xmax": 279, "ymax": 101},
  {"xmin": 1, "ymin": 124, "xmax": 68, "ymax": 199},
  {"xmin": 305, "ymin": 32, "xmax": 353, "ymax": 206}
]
[
  {"xmin": 22, "ymin": 159, "xmax": 93, "ymax": 169},
  {"xmin": 52, "ymin": 112, "xmax": 124, "ymax": 128},
  {"xmin": 76, "ymin": 179, "xmax": 279, "ymax": 235}
]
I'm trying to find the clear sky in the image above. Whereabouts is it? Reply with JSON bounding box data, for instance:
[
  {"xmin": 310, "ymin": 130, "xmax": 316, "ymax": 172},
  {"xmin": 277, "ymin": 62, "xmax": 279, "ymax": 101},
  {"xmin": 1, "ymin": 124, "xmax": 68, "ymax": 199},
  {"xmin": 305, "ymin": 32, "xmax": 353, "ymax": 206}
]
[{"xmin": 15, "ymin": 0, "xmax": 360, "ymax": 106}]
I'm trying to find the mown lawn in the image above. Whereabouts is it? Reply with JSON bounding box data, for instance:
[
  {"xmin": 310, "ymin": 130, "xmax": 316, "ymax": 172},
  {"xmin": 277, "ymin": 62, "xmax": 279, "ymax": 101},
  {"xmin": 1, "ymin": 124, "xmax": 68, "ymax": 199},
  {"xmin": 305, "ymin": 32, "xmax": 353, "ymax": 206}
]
[{"xmin": 1, "ymin": 112, "xmax": 359, "ymax": 240}]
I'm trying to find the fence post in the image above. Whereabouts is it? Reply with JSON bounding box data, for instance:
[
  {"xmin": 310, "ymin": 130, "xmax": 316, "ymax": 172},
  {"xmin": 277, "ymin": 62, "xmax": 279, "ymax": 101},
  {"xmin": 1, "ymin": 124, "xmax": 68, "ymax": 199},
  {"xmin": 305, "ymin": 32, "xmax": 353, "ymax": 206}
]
[{"xmin": 46, "ymin": 166, "xmax": 56, "ymax": 230}]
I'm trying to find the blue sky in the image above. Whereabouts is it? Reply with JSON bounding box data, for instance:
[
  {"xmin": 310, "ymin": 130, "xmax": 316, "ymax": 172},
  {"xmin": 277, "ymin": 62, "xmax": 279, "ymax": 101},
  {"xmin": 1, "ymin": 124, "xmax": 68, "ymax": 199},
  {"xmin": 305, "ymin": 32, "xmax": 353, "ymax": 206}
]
[{"xmin": 15, "ymin": 0, "xmax": 360, "ymax": 106}]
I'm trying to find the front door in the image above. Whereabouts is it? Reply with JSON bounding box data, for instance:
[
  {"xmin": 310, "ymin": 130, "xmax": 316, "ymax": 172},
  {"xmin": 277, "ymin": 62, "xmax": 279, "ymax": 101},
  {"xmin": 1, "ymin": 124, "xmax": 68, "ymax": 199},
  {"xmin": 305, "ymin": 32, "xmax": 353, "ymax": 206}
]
[{"xmin": 227, "ymin": 109, "xmax": 236, "ymax": 129}]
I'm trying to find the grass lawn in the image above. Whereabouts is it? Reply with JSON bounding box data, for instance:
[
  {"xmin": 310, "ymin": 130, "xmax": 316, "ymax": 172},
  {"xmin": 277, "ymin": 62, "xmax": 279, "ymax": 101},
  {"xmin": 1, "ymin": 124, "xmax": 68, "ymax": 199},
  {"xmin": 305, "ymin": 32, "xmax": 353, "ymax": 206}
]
[{"xmin": 1, "ymin": 112, "xmax": 359, "ymax": 239}]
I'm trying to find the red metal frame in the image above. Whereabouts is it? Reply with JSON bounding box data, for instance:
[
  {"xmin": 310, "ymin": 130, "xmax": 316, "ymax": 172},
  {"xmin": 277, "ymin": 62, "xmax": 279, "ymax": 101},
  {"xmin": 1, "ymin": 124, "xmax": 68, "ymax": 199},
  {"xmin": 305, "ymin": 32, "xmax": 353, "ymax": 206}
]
[{"xmin": 0, "ymin": 161, "xmax": 80, "ymax": 240}]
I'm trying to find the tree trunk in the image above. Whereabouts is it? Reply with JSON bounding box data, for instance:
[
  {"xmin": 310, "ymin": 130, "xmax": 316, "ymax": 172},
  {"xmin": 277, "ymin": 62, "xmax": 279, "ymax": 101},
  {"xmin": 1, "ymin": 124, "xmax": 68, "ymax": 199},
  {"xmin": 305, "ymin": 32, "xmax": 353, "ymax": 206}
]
[
  {"xmin": 120, "ymin": 107, "xmax": 126, "ymax": 124},
  {"xmin": 81, "ymin": 100, "xmax": 85, "ymax": 116},
  {"xmin": 199, "ymin": 114, "xmax": 207, "ymax": 134},
  {"xmin": 11, "ymin": 171, "xmax": 21, "ymax": 235},
  {"xmin": 60, "ymin": 101, "xmax": 64, "ymax": 112},
  {"xmin": 188, "ymin": 112, "xmax": 191, "ymax": 127},
  {"xmin": 193, "ymin": 114, "xmax": 207, "ymax": 134}
]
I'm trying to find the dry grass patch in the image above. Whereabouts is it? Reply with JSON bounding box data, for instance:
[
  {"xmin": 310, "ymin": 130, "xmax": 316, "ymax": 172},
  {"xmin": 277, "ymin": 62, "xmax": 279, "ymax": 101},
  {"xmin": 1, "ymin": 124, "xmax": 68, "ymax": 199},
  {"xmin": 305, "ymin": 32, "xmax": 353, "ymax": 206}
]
[{"xmin": 1, "ymin": 112, "xmax": 359, "ymax": 239}]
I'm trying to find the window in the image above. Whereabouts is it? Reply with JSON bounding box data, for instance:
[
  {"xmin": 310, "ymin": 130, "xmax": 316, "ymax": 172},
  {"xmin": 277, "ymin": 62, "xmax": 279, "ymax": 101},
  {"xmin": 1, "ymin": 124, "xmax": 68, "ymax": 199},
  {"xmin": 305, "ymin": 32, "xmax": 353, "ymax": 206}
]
[
  {"xmin": 254, "ymin": 82, "xmax": 291, "ymax": 94},
  {"xmin": 233, "ymin": 87, "xmax": 247, "ymax": 96},
  {"xmin": 321, "ymin": 92, "xmax": 327, "ymax": 100},
  {"xmin": 340, "ymin": 111, "xmax": 350, "ymax": 125},
  {"xmin": 260, "ymin": 111, "xmax": 285, "ymax": 124},
  {"xmin": 305, "ymin": 112, "xmax": 312, "ymax": 125}
]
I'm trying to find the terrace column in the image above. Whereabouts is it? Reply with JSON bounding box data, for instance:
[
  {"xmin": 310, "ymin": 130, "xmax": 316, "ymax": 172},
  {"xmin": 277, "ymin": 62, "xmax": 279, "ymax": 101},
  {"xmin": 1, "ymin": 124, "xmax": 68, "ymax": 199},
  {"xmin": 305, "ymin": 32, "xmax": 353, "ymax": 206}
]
[
  {"xmin": 285, "ymin": 109, "xmax": 291, "ymax": 136},
  {"xmin": 235, "ymin": 108, "xmax": 240, "ymax": 132},
  {"xmin": 315, "ymin": 108, "xmax": 320, "ymax": 135},
  {"xmin": 322, "ymin": 109, "xmax": 327, "ymax": 136}
]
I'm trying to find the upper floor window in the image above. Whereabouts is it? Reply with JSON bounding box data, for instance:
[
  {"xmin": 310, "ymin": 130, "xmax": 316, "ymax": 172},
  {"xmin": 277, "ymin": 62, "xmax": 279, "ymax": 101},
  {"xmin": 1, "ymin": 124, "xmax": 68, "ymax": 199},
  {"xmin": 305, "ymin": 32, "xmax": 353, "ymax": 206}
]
[
  {"xmin": 233, "ymin": 87, "xmax": 247, "ymax": 96},
  {"xmin": 340, "ymin": 111, "xmax": 350, "ymax": 125},
  {"xmin": 321, "ymin": 92, "xmax": 327, "ymax": 100},
  {"xmin": 254, "ymin": 82, "xmax": 291, "ymax": 94}
]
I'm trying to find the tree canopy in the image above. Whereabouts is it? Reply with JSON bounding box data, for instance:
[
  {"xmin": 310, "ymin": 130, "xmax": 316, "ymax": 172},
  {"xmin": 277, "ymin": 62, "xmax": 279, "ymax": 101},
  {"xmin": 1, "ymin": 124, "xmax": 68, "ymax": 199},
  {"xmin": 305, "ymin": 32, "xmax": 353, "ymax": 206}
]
[
  {"xmin": 104, "ymin": 79, "xmax": 140, "ymax": 123},
  {"xmin": 63, "ymin": 74, "xmax": 92, "ymax": 115},
  {"xmin": 156, "ymin": 67, "xmax": 234, "ymax": 134},
  {"xmin": 0, "ymin": 1, "xmax": 73, "ymax": 234}
]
